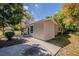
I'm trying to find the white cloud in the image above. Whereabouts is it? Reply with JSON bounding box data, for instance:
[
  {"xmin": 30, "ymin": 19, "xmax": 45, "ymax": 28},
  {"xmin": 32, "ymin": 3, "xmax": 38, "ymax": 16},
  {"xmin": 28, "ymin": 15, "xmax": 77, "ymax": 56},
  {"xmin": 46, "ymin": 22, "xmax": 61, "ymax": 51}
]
[
  {"xmin": 35, "ymin": 19, "xmax": 39, "ymax": 21},
  {"xmin": 31, "ymin": 11, "xmax": 34, "ymax": 15},
  {"xmin": 35, "ymin": 4, "xmax": 39, "ymax": 7},
  {"xmin": 24, "ymin": 6, "xmax": 29, "ymax": 10}
]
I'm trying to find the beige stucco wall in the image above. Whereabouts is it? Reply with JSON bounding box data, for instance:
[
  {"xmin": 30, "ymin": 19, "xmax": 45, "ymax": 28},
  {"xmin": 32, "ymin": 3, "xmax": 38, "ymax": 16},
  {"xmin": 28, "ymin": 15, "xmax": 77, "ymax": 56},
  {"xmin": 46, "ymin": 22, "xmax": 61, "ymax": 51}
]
[
  {"xmin": 32, "ymin": 20, "xmax": 58, "ymax": 41},
  {"xmin": 43, "ymin": 21, "xmax": 55, "ymax": 41},
  {"xmin": 32, "ymin": 22, "xmax": 45, "ymax": 40}
]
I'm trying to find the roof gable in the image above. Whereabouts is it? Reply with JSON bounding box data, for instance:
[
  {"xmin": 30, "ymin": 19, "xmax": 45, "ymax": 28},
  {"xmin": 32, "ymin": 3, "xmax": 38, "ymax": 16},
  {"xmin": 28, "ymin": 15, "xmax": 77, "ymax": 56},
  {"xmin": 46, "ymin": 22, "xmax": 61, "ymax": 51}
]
[{"xmin": 32, "ymin": 19, "xmax": 58, "ymax": 25}]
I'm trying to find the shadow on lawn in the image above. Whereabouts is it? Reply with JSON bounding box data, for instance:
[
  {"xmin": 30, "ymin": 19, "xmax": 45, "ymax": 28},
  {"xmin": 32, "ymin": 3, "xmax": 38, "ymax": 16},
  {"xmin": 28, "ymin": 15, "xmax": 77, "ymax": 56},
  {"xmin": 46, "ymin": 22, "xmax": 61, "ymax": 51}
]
[
  {"xmin": 0, "ymin": 39, "xmax": 27, "ymax": 48},
  {"xmin": 47, "ymin": 34, "xmax": 71, "ymax": 48}
]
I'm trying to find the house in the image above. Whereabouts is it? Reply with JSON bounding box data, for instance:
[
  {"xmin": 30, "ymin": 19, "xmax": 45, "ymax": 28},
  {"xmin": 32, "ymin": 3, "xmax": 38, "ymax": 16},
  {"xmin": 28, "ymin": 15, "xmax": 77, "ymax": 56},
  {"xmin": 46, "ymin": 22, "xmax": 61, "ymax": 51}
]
[{"xmin": 28, "ymin": 19, "xmax": 59, "ymax": 41}]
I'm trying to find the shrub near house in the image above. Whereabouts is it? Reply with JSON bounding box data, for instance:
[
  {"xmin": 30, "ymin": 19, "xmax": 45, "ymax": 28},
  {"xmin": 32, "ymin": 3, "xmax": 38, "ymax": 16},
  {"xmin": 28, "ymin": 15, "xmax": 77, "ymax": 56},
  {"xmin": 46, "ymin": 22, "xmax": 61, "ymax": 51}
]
[{"xmin": 5, "ymin": 32, "xmax": 15, "ymax": 41}]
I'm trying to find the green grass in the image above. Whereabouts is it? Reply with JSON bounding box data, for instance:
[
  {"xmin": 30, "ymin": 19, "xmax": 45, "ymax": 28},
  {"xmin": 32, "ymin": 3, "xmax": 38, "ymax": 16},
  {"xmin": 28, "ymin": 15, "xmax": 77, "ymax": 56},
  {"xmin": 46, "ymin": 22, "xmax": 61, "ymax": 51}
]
[{"xmin": 48, "ymin": 32, "xmax": 79, "ymax": 56}]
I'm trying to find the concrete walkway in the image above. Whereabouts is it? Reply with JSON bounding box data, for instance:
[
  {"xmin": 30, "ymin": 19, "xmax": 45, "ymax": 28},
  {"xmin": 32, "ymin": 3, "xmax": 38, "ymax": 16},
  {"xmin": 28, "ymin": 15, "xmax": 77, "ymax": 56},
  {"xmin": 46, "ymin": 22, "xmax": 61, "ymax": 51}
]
[
  {"xmin": 0, "ymin": 37, "xmax": 61, "ymax": 56},
  {"xmin": 26, "ymin": 38, "xmax": 61, "ymax": 56}
]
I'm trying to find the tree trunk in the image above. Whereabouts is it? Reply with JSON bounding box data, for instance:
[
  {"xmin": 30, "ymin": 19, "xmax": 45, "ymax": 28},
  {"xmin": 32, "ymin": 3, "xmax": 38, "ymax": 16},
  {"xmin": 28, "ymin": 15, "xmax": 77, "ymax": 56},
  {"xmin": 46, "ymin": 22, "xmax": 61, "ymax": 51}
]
[
  {"xmin": 2, "ymin": 22, "xmax": 5, "ymax": 35},
  {"xmin": 2, "ymin": 26, "xmax": 4, "ymax": 35},
  {"xmin": 20, "ymin": 21, "xmax": 22, "ymax": 35}
]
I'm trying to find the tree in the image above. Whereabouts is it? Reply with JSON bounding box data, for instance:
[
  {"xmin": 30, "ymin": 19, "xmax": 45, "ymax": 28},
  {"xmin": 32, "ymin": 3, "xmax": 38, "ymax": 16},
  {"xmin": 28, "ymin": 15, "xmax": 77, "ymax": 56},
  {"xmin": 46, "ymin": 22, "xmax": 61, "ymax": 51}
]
[
  {"xmin": 60, "ymin": 3, "xmax": 79, "ymax": 23},
  {"xmin": 45, "ymin": 16, "xmax": 53, "ymax": 19},
  {"xmin": 0, "ymin": 3, "xmax": 32, "ymax": 35},
  {"xmin": 20, "ymin": 9, "xmax": 33, "ymax": 35},
  {"xmin": 53, "ymin": 12, "xmax": 65, "ymax": 33},
  {"xmin": 60, "ymin": 3, "xmax": 79, "ymax": 32}
]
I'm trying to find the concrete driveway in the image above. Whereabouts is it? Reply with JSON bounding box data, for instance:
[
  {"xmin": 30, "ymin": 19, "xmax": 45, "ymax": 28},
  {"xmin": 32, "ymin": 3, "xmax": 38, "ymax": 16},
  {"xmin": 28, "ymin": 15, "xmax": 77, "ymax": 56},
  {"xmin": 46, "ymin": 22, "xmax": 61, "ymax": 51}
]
[
  {"xmin": 0, "ymin": 37, "xmax": 61, "ymax": 56},
  {"xmin": 0, "ymin": 43, "xmax": 33, "ymax": 56}
]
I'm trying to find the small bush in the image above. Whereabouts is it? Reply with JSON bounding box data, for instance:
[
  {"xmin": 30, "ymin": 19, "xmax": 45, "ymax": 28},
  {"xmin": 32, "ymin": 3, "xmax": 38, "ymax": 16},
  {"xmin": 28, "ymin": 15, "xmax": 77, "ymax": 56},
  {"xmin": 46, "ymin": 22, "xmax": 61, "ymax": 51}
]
[
  {"xmin": 5, "ymin": 32, "xmax": 15, "ymax": 41},
  {"xmin": 14, "ymin": 31, "xmax": 21, "ymax": 35}
]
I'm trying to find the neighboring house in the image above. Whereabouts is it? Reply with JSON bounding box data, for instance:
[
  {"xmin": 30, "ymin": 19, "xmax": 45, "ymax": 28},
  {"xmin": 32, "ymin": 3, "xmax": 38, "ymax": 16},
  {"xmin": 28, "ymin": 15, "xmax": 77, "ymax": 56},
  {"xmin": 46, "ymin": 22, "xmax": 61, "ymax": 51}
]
[{"xmin": 28, "ymin": 19, "xmax": 59, "ymax": 41}]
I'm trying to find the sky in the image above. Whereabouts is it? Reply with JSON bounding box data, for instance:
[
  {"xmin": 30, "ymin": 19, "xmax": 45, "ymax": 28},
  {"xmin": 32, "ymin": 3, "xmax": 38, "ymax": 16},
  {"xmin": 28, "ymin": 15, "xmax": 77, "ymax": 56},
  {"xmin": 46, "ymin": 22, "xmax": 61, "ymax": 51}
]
[{"xmin": 24, "ymin": 3, "xmax": 62, "ymax": 21}]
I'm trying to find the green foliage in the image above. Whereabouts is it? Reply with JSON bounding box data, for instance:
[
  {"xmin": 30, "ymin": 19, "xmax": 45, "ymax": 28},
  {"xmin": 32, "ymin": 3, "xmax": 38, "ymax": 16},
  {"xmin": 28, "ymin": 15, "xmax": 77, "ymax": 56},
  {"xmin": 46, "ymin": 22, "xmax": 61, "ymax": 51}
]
[
  {"xmin": 54, "ymin": 12, "xmax": 64, "ymax": 21},
  {"xmin": 45, "ymin": 16, "xmax": 53, "ymax": 19},
  {"xmin": 53, "ymin": 4, "xmax": 79, "ymax": 33},
  {"xmin": 13, "ymin": 24, "xmax": 21, "ymax": 30},
  {"xmin": 53, "ymin": 12, "xmax": 65, "ymax": 33},
  {"xmin": 0, "ymin": 3, "xmax": 32, "ymax": 34},
  {"xmin": 5, "ymin": 31, "xmax": 15, "ymax": 41},
  {"xmin": 0, "ymin": 3, "xmax": 32, "ymax": 26},
  {"xmin": 0, "ymin": 4, "xmax": 21, "ymax": 25},
  {"xmin": 0, "ymin": 4, "xmax": 23, "ymax": 34},
  {"xmin": 60, "ymin": 3, "xmax": 79, "ymax": 21},
  {"xmin": 61, "ymin": 4, "xmax": 79, "ymax": 32}
]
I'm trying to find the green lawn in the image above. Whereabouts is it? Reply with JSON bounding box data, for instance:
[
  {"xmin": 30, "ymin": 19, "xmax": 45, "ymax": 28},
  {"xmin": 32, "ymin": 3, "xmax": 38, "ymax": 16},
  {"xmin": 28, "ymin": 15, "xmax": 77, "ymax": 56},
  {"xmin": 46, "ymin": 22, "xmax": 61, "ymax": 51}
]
[{"xmin": 48, "ymin": 31, "xmax": 79, "ymax": 56}]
